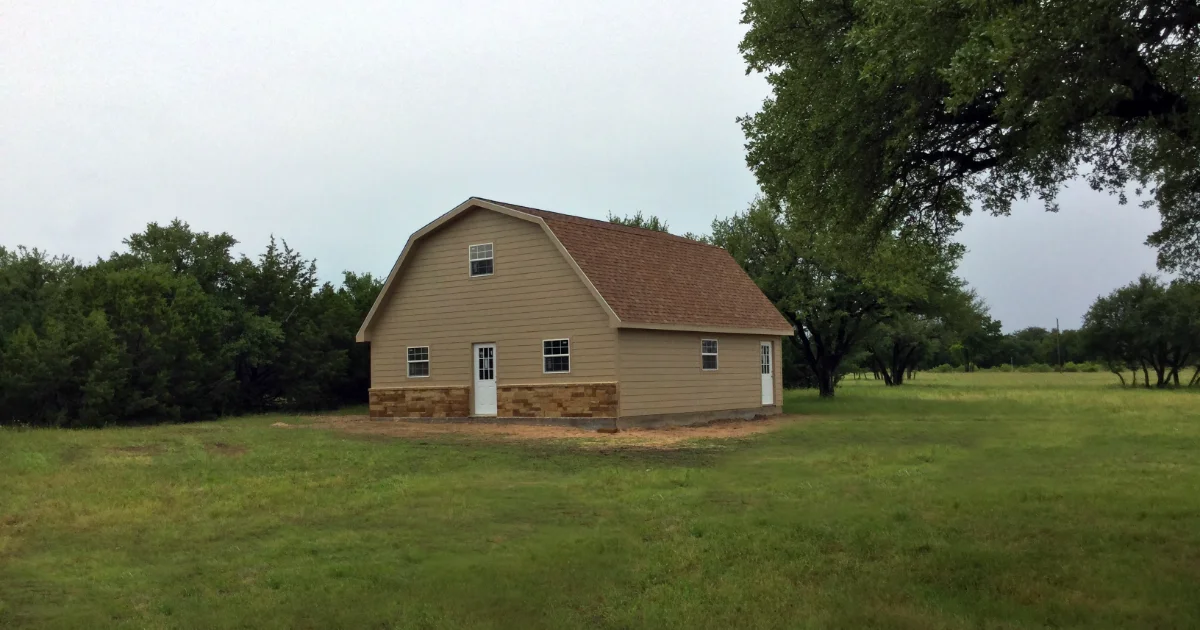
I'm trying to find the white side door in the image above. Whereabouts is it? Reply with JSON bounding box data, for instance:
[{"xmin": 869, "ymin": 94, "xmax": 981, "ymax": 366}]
[
  {"xmin": 761, "ymin": 342, "xmax": 774, "ymax": 406},
  {"xmin": 473, "ymin": 343, "xmax": 497, "ymax": 416}
]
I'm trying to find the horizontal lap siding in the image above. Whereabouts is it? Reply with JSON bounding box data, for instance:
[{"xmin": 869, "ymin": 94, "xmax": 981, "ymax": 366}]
[
  {"xmin": 618, "ymin": 330, "xmax": 782, "ymax": 416},
  {"xmin": 370, "ymin": 209, "xmax": 616, "ymax": 388}
]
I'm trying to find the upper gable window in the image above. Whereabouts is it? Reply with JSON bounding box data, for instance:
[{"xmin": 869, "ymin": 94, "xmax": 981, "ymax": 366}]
[{"xmin": 469, "ymin": 243, "xmax": 494, "ymax": 277}]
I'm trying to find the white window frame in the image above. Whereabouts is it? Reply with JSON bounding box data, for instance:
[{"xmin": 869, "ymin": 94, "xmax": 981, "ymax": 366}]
[
  {"xmin": 469, "ymin": 243, "xmax": 494, "ymax": 278},
  {"xmin": 407, "ymin": 346, "xmax": 430, "ymax": 378},
  {"xmin": 542, "ymin": 338, "xmax": 571, "ymax": 374},
  {"xmin": 701, "ymin": 338, "xmax": 719, "ymax": 371}
]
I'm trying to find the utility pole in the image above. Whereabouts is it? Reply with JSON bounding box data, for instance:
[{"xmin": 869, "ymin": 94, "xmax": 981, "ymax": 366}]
[{"xmin": 1055, "ymin": 317, "xmax": 1062, "ymax": 371}]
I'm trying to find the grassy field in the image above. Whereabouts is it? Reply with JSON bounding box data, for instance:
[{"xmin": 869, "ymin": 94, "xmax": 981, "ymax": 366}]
[{"xmin": 2, "ymin": 373, "xmax": 1198, "ymax": 629}]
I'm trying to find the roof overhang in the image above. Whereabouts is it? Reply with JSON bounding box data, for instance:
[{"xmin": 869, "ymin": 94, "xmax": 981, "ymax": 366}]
[
  {"xmin": 356, "ymin": 198, "xmax": 620, "ymax": 342},
  {"xmin": 616, "ymin": 321, "xmax": 796, "ymax": 337}
]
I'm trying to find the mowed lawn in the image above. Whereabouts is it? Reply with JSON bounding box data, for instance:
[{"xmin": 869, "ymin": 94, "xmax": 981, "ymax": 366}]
[{"xmin": 2, "ymin": 374, "xmax": 1199, "ymax": 629}]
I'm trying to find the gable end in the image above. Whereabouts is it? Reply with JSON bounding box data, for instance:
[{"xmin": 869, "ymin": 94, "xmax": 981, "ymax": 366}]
[{"xmin": 356, "ymin": 199, "xmax": 619, "ymax": 342}]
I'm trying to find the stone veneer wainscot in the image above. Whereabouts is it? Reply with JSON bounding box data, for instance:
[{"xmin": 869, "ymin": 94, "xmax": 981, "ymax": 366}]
[
  {"xmin": 498, "ymin": 383, "xmax": 618, "ymax": 418},
  {"xmin": 369, "ymin": 387, "xmax": 470, "ymax": 419},
  {"xmin": 368, "ymin": 383, "xmax": 619, "ymax": 419}
]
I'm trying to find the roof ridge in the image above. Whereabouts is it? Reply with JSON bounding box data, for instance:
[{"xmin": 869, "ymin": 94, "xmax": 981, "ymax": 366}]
[{"xmin": 474, "ymin": 197, "xmax": 725, "ymax": 250}]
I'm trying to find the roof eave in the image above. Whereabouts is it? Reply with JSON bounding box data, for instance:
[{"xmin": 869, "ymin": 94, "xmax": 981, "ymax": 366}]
[{"xmin": 616, "ymin": 321, "xmax": 795, "ymax": 337}]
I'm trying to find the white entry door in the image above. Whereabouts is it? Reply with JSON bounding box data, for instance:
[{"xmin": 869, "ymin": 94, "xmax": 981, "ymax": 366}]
[
  {"xmin": 473, "ymin": 343, "xmax": 497, "ymax": 416},
  {"xmin": 761, "ymin": 342, "xmax": 774, "ymax": 406}
]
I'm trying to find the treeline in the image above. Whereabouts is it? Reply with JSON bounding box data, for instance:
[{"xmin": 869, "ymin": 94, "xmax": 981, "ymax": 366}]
[
  {"xmin": 698, "ymin": 200, "xmax": 1200, "ymax": 396},
  {"xmin": 0, "ymin": 221, "xmax": 381, "ymax": 427},
  {"xmin": 834, "ymin": 276, "xmax": 1200, "ymax": 388},
  {"xmin": 918, "ymin": 275, "xmax": 1200, "ymax": 388},
  {"xmin": 923, "ymin": 326, "xmax": 1092, "ymax": 371}
]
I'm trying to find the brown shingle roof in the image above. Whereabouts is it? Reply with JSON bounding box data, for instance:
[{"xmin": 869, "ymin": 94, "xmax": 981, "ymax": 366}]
[{"xmin": 480, "ymin": 198, "xmax": 793, "ymax": 335}]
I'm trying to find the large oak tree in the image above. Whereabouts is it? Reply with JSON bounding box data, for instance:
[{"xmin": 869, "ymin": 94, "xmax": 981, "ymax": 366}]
[{"xmin": 741, "ymin": 0, "xmax": 1200, "ymax": 276}]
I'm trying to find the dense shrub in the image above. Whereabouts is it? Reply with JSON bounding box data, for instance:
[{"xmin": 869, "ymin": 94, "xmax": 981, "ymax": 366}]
[{"xmin": 0, "ymin": 225, "xmax": 382, "ymax": 427}]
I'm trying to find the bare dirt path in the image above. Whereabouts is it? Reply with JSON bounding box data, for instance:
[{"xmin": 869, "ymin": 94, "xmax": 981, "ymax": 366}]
[{"xmin": 277, "ymin": 415, "xmax": 803, "ymax": 447}]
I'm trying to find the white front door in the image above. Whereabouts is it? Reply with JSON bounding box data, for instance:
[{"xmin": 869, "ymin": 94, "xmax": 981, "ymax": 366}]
[
  {"xmin": 761, "ymin": 342, "xmax": 774, "ymax": 406},
  {"xmin": 473, "ymin": 343, "xmax": 497, "ymax": 416}
]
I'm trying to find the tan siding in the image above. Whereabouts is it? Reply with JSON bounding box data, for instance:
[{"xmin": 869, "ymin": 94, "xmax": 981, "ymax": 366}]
[
  {"xmin": 775, "ymin": 337, "xmax": 784, "ymax": 408},
  {"xmin": 369, "ymin": 209, "xmax": 617, "ymax": 388},
  {"xmin": 618, "ymin": 330, "xmax": 783, "ymax": 416}
]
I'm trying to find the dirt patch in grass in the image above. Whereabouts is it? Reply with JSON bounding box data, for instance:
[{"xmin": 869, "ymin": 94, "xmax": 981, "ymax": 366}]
[
  {"xmin": 287, "ymin": 414, "xmax": 799, "ymax": 447},
  {"xmin": 206, "ymin": 442, "xmax": 248, "ymax": 456},
  {"xmin": 109, "ymin": 444, "xmax": 164, "ymax": 456}
]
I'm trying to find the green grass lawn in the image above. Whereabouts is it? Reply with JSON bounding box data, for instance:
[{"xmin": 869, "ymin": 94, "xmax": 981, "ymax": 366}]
[{"xmin": 2, "ymin": 373, "xmax": 1198, "ymax": 629}]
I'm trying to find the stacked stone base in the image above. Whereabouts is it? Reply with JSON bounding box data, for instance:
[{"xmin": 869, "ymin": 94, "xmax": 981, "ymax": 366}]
[
  {"xmin": 369, "ymin": 383, "xmax": 618, "ymax": 420},
  {"xmin": 498, "ymin": 383, "xmax": 618, "ymax": 418},
  {"xmin": 369, "ymin": 386, "xmax": 469, "ymax": 418}
]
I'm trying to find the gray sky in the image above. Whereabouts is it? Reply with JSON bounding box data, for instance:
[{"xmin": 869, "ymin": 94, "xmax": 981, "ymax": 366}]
[{"xmin": 1, "ymin": 0, "xmax": 1165, "ymax": 331}]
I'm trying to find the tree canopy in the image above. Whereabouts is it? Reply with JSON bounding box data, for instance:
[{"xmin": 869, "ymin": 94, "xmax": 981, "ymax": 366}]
[
  {"xmin": 1082, "ymin": 275, "xmax": 1200, "ymax": 386},
  {"xmin": 608, "ymin": 211, "xmax": 670, "ymax": 233},
  {"xmin": 741, "ymin": 0, "xmax": 1200, "ymax": 276}
]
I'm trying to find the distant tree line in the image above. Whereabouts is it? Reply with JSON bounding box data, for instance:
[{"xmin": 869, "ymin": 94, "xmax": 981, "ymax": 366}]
[
  {"xmin": 0, "ymin": 221, "xmax": 381, "ymax": 427},
  {"xmin": 915, "ymin": 276, "xmax": 1200, "ymax": 389}
]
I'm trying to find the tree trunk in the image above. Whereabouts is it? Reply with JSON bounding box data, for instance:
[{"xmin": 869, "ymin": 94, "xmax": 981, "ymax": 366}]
[
  {"xmin": 1112, "ymin": 369, "xmax": 1126, "ymax": 387},
  {"xmin": 1142, "ymin": 362, "xmax": 1151, "ymax": 388},
  {"xmin": 889, "ymin": 344, "xmax": 919, "ymax": 387},
  {"xmin": 1190, "ymin": 366, "xmax": 1200, "ymax": 387},
  {"xmin": 816, "ymin": 368, "xmax": 836, "ymax": 397}
]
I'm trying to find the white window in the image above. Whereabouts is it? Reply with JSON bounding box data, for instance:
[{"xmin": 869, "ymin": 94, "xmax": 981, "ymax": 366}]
[
  {"xmin": 407, "ymin": 346, "xmax": 430, "ymax": 377},
  {"xmin": 543, "ymin": 339, "xmax": 570, "ymax": 373},
  {"xmin": 701, "ymin": 339, "xmax": 719, "ymax": 371},
  {"xmin": 469, "ymin": 243, "xmax": 494, "ymax": 277}
]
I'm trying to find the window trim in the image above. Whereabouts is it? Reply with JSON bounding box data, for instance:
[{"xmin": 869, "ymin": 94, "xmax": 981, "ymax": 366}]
[
  {"xmin": 542, "ymin": 338, "xmax": 571, "ymax": 374},
  {"xmin": 701, "ymin": 338, "xmax": 719, "ymax": 371},
  {"xmin": 468, "ymin": 242, "xmax": 494, "ymax": 278},
  {"xmin": 407, "ymin": 346, "xmax": 430, "ymax": 378}
]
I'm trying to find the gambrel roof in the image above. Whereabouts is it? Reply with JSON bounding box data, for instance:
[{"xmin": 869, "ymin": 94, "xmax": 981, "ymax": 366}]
[{"xmin": 357, "ymin": 198, "xmax": 794, "ymax": 342}]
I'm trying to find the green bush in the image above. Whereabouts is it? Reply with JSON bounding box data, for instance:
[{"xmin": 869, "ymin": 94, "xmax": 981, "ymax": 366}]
[
  {"xmin": 1062, "ymin": 362, "xmax": 1080, "ymax": 373},
  {"xmin": 1, "ymin": 228, "xmax": 384, "ymax": 427},
  {"xmin": 930, "ymin": 364, "xmax": 956, "ymax": 373}
]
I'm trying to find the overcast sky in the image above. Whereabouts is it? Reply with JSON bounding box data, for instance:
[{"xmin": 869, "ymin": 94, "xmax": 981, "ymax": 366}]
[{"xmin": 1, "ymin": 0, "xmax": 1165, "ymax": 331}]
